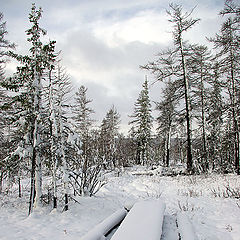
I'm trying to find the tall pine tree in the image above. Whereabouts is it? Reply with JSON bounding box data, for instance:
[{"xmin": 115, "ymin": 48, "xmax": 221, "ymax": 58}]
[
  {"xmin": 3, "ymin": 4, "xmax": 57, "ymax": 213},
  {"xmin": 0, "ymin": 12, "xmax": 15, "ymax": 193},
  {"xmin": 129, "ymin": 77, "xmax": 153, "ymax": 165},
  {"xmin": 100, "ymin": 105, "xmax": 120, "ymax": 169},
  {"xmin": 142, "ymin": 3, "xmax": 200, "ymax": 173}
]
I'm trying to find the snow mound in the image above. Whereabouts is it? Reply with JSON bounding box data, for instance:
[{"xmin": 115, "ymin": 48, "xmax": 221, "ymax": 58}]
[{"xmin": 111, "ymin": 200, "xmax": 166, "ymax": 240}]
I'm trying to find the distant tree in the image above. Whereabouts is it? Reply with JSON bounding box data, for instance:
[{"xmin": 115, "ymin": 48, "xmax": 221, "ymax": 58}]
[
  {"xmin": 188, "ymin": 44, "xmax": 212, "ymax": 172},
  {"xmin": 69, "ymin": 85, "xmax": 105, "ymax": 198},
  {"xmin": 72, "ymin": 85, "xmax": 94, "ymax": 161},
  {"xmin": 155, "ymin": 80, "xmax": 178, "ymax": 167},
  {"xmin": 129, "ymin": 77, "xmax": 153, "ymax": 165},
  {"xmin": 100, "ymin": 105, "xmax": 121, "ymax": 169},
  {"xmin": 207, "ymin": 61, "xmax": 224, "ymax": 172},
  {"xmin": 126, "ymin": 126, "xmax": 138, "ymax": 166},
  {"xmin": 0, "ymin": 12, "xmax": 15, "ymax": 80}
]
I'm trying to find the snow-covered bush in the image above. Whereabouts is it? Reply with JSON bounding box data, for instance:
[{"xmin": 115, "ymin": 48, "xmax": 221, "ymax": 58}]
[
  {"xmin": 178, "ymin": 188, "xmax": 203, "ymax": 198},
  {"xmin": 211, "ymin": 183, "xmax": 240, "ymax": 199},
  {"xmin": 178, "ymin": 200, "xmax": 197, "ymax": 212},
  {"xmin": 69, "ymin": 162, "xmax": 106, "ymax": 197}
]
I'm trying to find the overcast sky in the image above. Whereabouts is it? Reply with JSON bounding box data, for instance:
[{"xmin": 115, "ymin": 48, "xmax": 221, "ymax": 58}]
[{"xmin": 1, "ymin": 0, "xmax": 225, "ymax": 134}]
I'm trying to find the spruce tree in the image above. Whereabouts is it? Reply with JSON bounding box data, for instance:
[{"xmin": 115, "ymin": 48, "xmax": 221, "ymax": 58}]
[
  {"xmin": 129, "ymin": 77, "xmax": 153, "ymax": 165},
  {"xmin": 3, "ymin": 4, "xmax": 57, "ymax": 213},
  {"xmin": 100, "ymin": 105, "xmax": 120, "ymax": 169},
  {"xmin": 72, "ymin": 85, "xmax": 94, "ymax": 159},
  {"xmin": 0, "ymin": 12, "xmax": 15, "ymax": 80},
  {"xmin": 0, "ymin": 12, "xmax": 15, "ymax": 193}
]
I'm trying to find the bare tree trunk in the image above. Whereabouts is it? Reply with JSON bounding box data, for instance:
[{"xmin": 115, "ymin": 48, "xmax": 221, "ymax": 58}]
[
  {"xmin": 179, "ymin": 38, "xmax": 193, "ymax": 174},
  {"xmin": 34, "ymin": 151, "xmax": 42, "ymax": 209},
  {"xmin": 59, "ymin": 102, "xmax": 69, "ymax": 211},
  {"xmin": 200, "ymin": 67, "xmax": 208, "ymax": 171},
  {"xmin": 232, "ymin": 90, "xmax": 239, "ymax": 175},
  {"xmin": 230, "ymin": 44, "xmax": 239, "ymax": 175},
  {"xmin": 18, "ymin": 175, "xmax": 21, "ymax": 198},
  {"xmin": 166, "ymin": 125, "xmax": 172, "ymax": 167},
  {"xmin": 53, "ymin": 168, "xmax": 57, "ymax": 209},
  {"xmin": 0, "ymin": 167, "xmax": 3, "ymax": 194},
  {"xmin": 64, "ymin": 193, "xmax": 68, "ymax": 211},
  {"xmin": 29, "ymin": 147, "xmax": 36, "ymax": 215},
  {"xmin": 32, "ymin": 68, "xmax": 43, "ymax": 209},
  {"xmin": 136, "ymin": 141, "xmax": 141, "ymax": 165}
]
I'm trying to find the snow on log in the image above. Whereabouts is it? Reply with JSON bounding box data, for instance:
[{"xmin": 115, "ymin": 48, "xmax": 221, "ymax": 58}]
[
  {"xmin": 80, "ymin": 208, "xmax": 127, "ymax": 240},
  {"xmin": 111, "ymin": 200, "xmax": 166, "ymax": 240},
  {"xmin": 176, "ymin": 212, "xmax": 197, "ymax": 240}
]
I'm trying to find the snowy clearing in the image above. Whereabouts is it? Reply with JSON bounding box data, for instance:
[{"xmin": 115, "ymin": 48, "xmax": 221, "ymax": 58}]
[{"xmin": 0, "ymin": 166, "xmax": 240, "ymax": 240}]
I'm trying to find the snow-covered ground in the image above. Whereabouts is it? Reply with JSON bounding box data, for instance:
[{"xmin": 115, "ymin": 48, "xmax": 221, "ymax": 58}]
[{"xmin": 0, "ymin": 166, "xmax": 240, "ymax": 240}]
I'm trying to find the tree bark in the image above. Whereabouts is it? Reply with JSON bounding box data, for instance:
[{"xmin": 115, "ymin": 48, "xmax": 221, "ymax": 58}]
[
  {"xmin": 179, "ymin": 36, "xmax": 193, "ymax": 174},
  {"xmin": 229, "ymin": 36, "xmax": 239, "ymax": 175},
  {"xmin": 18, "ymin": 176, "xmax": 21, "ymax": 198},
  {"xmin": 29, "ymin": 147, "xmax": 36, "ymax": 215},
  {"xmin": 64, "ymin": 193, "xmax": 68, "ymax": 211},
  {"xmin": 200, "ymin": 64, "xmax": 208, "ymax": 171},
  {"xmin": 166, "ymin": 125, "xmax": 172, "ymax": 167},
  {"xmin": 0, "ymin": 167, "xmax": 3, "ymax": 194}
]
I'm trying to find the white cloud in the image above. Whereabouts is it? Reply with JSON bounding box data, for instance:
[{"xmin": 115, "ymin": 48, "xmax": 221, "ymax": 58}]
[{"xmin": 93, "ymin": 10, "xmax": 172, "ymax": 48}]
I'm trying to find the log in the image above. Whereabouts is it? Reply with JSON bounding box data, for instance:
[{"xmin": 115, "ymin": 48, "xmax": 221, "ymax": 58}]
[
  {"xmin": 111, "ymin": 200, "xmax": 166, "ymax": 240},
  {"xmin": 80, "ymin": 208, "xmax": 127, "ymax": 240}
]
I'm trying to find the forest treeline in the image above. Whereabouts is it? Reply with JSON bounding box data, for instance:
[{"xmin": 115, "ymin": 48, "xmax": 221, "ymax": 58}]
[{"xmin": 0, "ymin": 1, "xmax": 239, "ymax": 212}]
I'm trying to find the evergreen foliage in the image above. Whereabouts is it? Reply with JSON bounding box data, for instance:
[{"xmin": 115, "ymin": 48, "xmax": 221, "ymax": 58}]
[
  {"xmin": 100, "ymin": 105, "xmax": 121, "ymax": 169},
  {"xmin": 129, "ymin": 78, "xmax": 153, "ymax": 165}
]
